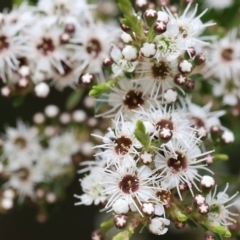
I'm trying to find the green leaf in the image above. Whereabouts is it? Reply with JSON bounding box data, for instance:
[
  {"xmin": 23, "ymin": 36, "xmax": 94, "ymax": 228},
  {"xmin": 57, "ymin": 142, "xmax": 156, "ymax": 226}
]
[
  {"xmin": 95, "ymin": 94, "xmax": 108, "ymax": 113},
  {"xmin": 187, "ymin": 219, "xmax": 198, "ymax": 229},
  {"xmin": 113, "ymin": 231, "xmax": 130, "ymax": 240},
  {"xmin": 189, "ymin": 73, "xmax": 204, "ymax": 81},
  {"xmin": 13, "ymin": 0, "xmax": 23, "ymax": 6},
  {"xmin": 213, "ymin": 154, "xmax": 229, "ymax": 162},
  {"xmin": 134, "ymin": 120, "xmax": 150, "ymax": 149},
  {"xmin": 215, "ymin": 233, "xmax": 223, "ymax": 240},
  {"xmin": 65, "ymin": 90, "xmax": 83, "ymax": 110},
  {"xmin": 89, "ymin": 80, "xmax": 114, "ymax": 97},
  {"xmin": 118, "ymin": 0, "xmax": 144, "ymax": 37},
  {"xmin": 12, "ymin": 96, "xmax": 25, "ymax": 108}
]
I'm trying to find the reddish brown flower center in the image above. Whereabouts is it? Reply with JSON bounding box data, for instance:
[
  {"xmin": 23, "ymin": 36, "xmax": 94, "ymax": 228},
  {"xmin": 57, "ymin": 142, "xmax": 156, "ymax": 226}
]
[
  {"xmin": 156, "ymin": 189, "xmax": 171, "ymax": 203},
  {"xmin": 0, "ymin": 35, "xmax": 9, "ymax": 52},
  {"xmin": 221, "ymin": 48, "xmax": 233, "ymax": 62},
  {"xmin": 156, "ymin": 119, "xmax": 174, "ymax": 131},
  {"xmin": 119, "ymin": 174, "xmax": 139, "ymax": 194},
  {"xmin": 114, "ymin": 136, "xmax": 132, "ymax": 155},
  {"xmin": 16, "ymin": 167, "xmax": 30, "ymax": 181},
  {"xmin": 123, "ymin": 90, "xmax": 144, "ymax": 109},
  {"xmin": 191, "ymin": 116, "xmax": 205, "ymax": 129},
  {"xmin": 86, "ymin": 38, "xmax": 102, "ymax": 58},
  {"xmin": 151, "ymin": 61, "xmax": 170, "ymax": 80},
  {"xmin": 54, "ymin": 60, "xmax": 73, "ymax": 76},
  {"xmin": 37, "ymin": 37, "xmax": 55, "ymax": 56},
  {"xmin": 167, "ymin": 151, "xmax": 187, "ymax": 174},
  {"xmin": 14, "ymin": 136, "xmax": 27, "ymax": 149}
]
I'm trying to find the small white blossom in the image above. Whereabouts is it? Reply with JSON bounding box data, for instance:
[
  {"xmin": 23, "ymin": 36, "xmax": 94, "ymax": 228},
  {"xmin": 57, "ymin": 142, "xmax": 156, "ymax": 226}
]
[{"xmin": 148, "ymin": 217, "xmax": 170, "ymax": 235}]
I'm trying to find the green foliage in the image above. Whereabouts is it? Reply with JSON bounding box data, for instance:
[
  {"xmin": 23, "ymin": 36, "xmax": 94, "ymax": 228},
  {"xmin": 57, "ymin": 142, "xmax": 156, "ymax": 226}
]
[
  {"xmin": 118, "ymin": 0, "xmax": 144, "ymax": 38},
  {"xmin": 134, "ymin": 120, "xmax": 150, "ymax": 149},
  {"xmin": 65, "ymin": 89, "xmax": 83, "ymax": 110},
  {"xmin": 89, "ymin": 80, "xmax": 115, "ymax": 97}
]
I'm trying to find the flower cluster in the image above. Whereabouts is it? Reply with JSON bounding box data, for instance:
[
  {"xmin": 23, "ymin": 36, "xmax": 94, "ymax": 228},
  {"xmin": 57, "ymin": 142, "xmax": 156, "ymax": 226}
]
[
  {"xmin": 0, "ymin": 101, "xmax": 108, "ymax": 220},
  {"xmin": 0, "ymin": 0, "xmax": 120, "ymax": 97},
  {"xmin": 76, "ymin": 1, "xmax": 239, "ymax": 239}
]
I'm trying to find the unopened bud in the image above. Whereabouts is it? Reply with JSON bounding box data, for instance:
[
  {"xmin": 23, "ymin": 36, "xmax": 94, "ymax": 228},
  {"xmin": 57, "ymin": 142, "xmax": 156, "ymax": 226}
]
[
  {"xmin": 178, "ymin": 60, "xmax": 193, "ymax": 74},
  {"xmin": 141, "ymin": 202, "xmax": 155, "ymax": 216},
  {"xmin": 144, "ymin": 9, "xmax": 158, "ymax": 27},
  {"xmin": 195, "ymin": 53, "xmax": 206, "ymax": 65},
  {"xmin": 114, "ymin": 214, "xmax": 128, "ymax": 229},
  {"xmin": 198, "ymin": 203, "xmax": 210, "ymax": 215},
  {"xmin": 174, "ymin": 73, "xmax": 187, "ymax": 85},
  {"xmin": 154, "ymin": 20, "xmax": 167, "ymax": 34},
  {"xmin": 79, "ymin": 73, "xmax": 94, "ymax": 86}
]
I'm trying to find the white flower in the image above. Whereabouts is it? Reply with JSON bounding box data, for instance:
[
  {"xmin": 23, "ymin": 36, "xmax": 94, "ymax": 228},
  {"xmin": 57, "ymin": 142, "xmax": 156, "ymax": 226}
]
[
  {"xmin": 135, "ymin": 57, "xmax": 179, "ymax": 94},
  {"xmin": 110, "ymin": 45, "xmax": 138, "ymax": 77},
  {"xmin": 75, "ymin": 167, "xmax": 109, "ymax": 206},
  {"xmin": 203, "ymin": 29, "xmax": 240, "ymax": 85},
  {"xmin": 37, "ymin": 0, "xmax": 91, "ymax": 17},
  {"xmin": 148, "ymin": 217, "xmax": 170, "ymax": 235},
  {"xmin": 0, "ymin": 14, "xmax": 30, "ymax": 83},
  {"xmin": 51, "ymin": 59, "xmax": 82, "ymax": 90},
  {"xmin": 157, "ymin": 11, "xmax": 169, "ymax": 23},
  {"xmin": 25, "ymin": 16, "xmax": 71, "ymax": 80},
  {"xmin": 96, "ymin": 79, "xmax": 158, "ymax": 119},
  {"xmin": 4, "ymin": 161, "xmax": 43, "ymax": 200},
  {"xmin": 154, "ymin": 24, "xmax": 185, "ymax": 61},
  {"xmin": 206, "ymin": 184, "xmax": 239, "ymax": 226},
  {"xmin": 70, "ymin": 21, "xmax": 120, "ymax": 78},
  {"xmin": 48, "ymin": 131, "xmax": 80, "ymax": 165},
  {"xmin": 212, "ymin": 80, "xmax": 240, "ymax": 107},
  {"xmin": 92, "ymin": 118, "xmax": 141, "ymax": 167},
  {"xmin": 164, "ymin": 3, "xmax": 214, "ymax": 48},
  {"xmin": 102, "ymin": 163, "xmax": 159, "ymax": 216},
  {"xmin": 135, "ymin": 102, "xmax": 196, "ymax": 146},
  {"xmin": 155, "ymin": 138, "xmax": 213, "ymax": 199},
  {"xmin": 38, "ymin": 150, "xmax": 66, "ymax": 179},
  {"xmin": 2, "ymin": 121, "xmax": 40, "ymax": 167},
  {"xmin": 186, "ymin": 99, "xmax": 225, "ymax": 136}
]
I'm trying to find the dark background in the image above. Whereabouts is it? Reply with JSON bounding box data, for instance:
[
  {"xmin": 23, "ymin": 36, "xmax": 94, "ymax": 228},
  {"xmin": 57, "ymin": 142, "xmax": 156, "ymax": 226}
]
[{"xmin": 0, "ymin": 1, "xmax": 238, "ymax": 240}]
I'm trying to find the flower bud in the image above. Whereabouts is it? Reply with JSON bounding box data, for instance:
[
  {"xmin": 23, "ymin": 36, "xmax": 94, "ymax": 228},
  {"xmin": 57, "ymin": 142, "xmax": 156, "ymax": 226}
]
[
  {"xmin": 174, "ymin": 221, "xmax": 186, "ymax": 229},
  {"xmin": 198, "ymin": 203, "xmax": 210, "ymax": 215},
  {"xmin": 114, "ymin": 214, "xmax": 128, "ymax": 229},
  {"xmin": 200, "ymin": 175, "xmax": 215, "ymax": 190},
  {"xmin": 144, "ymin": 9, "xmax": 158, "ymax": 27},
  {"xmin": 178, "ymin": 60, "xmax": 193, "ymax": 74},
  {"xmin": 91, "ymin": 230, "xmax": 104, "ymax": 240},
  {"xmin": 140, "ymin": 42, "xmax": 157, "ymax": 58},
  {"xmin": 194, "ymin": 53, "xmax": 206, "ymax": 65},
  {"xmin": 163, "ymin": 88, "xmax": 178, "ymax": 103},
  {"xmin": 185, "ymin": 79, "xmax": 195, "ymax": 90},
  {"xmin": 112, "ymin": 199, "xmax": 129, "ymax": 214},
  {"xmin": 140, "ymin": 151, "xmax": 154, "ymax": 165},
  {"xmin": 79, "ymin": 73, "xmax": 94, "ymax": 86},
  {"xmin": 154, "ymin": 20, "xmax": 167, "ymax": 34},
  {"xmin": 174, "ymin": 73, "xmax": 187, "ymax": 85},
  {"xmin": 194, "ymin": 194, "xmax": 205, "ymax": 205},
  {"xmin": 205, "ymin": 232, "xmax": 216, "ymax": 240},
  {"xmin": 141, "ymin": 202, "xmax": 155, "ymax": 216},
  {"xmin": 35, "ymin": 82, "xmax": 50, "ymax": 98}
]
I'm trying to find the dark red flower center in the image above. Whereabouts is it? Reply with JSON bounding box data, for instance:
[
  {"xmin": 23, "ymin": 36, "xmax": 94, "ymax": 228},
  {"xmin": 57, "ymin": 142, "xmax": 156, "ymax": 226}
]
[
  {"xmin": 119, "ymin": 174, "xmax": 139, "ymax": 194},
  {"xmin": 167, "ymin": 151, "xmax": 187, "ymax": 174},
  {"xmin": 123, "ymin": 90, "xmax": 144, "ymax": 110}
]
